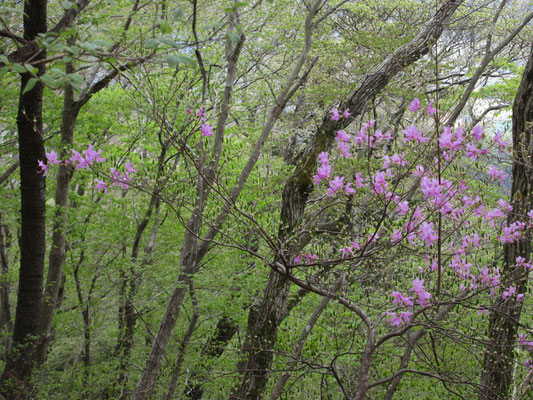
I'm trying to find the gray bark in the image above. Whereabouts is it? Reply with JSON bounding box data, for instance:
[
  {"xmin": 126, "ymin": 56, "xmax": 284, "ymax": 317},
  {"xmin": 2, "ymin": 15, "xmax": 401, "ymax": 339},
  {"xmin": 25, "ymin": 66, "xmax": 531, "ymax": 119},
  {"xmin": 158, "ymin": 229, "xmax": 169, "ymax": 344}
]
[{"xmin": 479, "ymin": 42, "xmax": 533, "ymax": 400}]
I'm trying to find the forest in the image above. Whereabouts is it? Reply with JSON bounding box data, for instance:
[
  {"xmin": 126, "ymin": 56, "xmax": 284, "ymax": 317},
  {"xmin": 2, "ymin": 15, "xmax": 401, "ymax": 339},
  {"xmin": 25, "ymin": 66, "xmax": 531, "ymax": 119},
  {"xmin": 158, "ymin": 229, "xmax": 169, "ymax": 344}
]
[{"xmin": 1, "ymin": 0, "xmax": 533, "ymax": 399}]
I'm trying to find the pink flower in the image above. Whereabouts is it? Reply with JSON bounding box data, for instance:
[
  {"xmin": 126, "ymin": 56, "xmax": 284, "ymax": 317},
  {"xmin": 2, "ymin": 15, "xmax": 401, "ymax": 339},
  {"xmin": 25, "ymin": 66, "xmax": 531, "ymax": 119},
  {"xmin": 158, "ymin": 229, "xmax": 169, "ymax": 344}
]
[
  {"xmin": 391, "ymin": 229, "xmax": 402, "ymax": 243},
  {"xmin": 472, "ymin": 125, "xmax": 484, "ymax": 141},
  {"xmin": 391, "ymin": 291, "xmax": 413, "ymax": 307},
  {"xmin": 197, "ymin": 106, "xmax": 206, "ymax": 121},
  {"xmin": 390, "ymin": 152, "xmax": 407, "ymax": 166},
  {"xmin": 400, "ymin": 311, "xmax": 412, "ymax": 323},
  {"xmin": 201, "ymin": 123, "xmax": 213, "ymax": 137},
  {"xmin": 318, "ymin": 152, "xmax": 329, "ymax": 165},
  {"xmin": 336, "ymin": 130, "xmax": 351, "ymax": 143},
  {"xmin": 37, "ymin": 160, "xmax": 48, "ymax": 176},
  {"xmin": 487, "ymin": 166, "xmax": 508, "ymax": 185},
  {"xmin": 427, "ymin": 100, "xmax": 437, "ymax": 115},
  {"xmin": 413, "ymin": 165, "xmax": 425, "ymax": 177},
  {"xmin": 372, "ymin": 171, "xmax": 388, "ymax": 194},
  {"xmin": 125, "ymin": 161, "xmax": 137, "ymax": 174},
  {"xmin": 403, "ymin": 125, "xmax": 428, "ymax": 143},
  {"xmin": 344, "ymin": 182, "xmax": 356, "ymax": 195},
  {"xmin": 313, "ymin": 163, "xmax": 331, "ymax": 185},
  {"xmin": 337, "ymin": 141, "xmax": 352, "ymax": 158},
  {"xmin": 465, "ymin": 143, "xmax": 479, "ymax": 160},
  {"xmin": 416, "ymin": 290, "xmax": 432, "ymax": 306},
  {"xmin": 83, "ymin": 145, "xmax": 106, "ymax": 164},
  {"xmin": 305, "ymin": 253, "xmax": 317, "ymax": 263},
  {"xmin": 354, "ymin": 172, "xmax": 365, "ymax": 188},
  {"xmin": 70, "ymin": 150, "xmax": 88, "ymax": 170},
  {"xmin": 95, "ymin": 179, "xmax": 107, "ymax": 193},
  {"xmin": 397, "ymin": 201, "xmax": 409, "ymax": 216},
  {"xmin": 343, "ymin": 109, "xmax": 351, "ymax": 118},
  {"xmin": 388, "ymin": 312, "xmax": 403, "ymax": 328},
  {"xmin": 46, "ymin": 150, "xmax": 61, "ymax": 164},
  {"xmin": 502, "ymin": 286, "xmax": 516, "ymax": 300},
  {"xmin": 418, "ymin": 221, "xmax": 438, "ymax": 247},
  {"xmin": 327, "ymin": 176, "xmax": 344, "ymax": 197},
  {"xmin": 331, "ymin": 108, "xmax": 340, "ymax": 121},
  {"xmin": 411, "ymin": 278, "xmax": 425, "ymax": 294},
  {"xmin": 293, "ymin": 255, "xmax": 301, "ymax": 264},
  {"xmin": 493, "ymin": 130, "xmax": 509, "ymax": 152},
  {"xmin": 341, "ymin": 246, "xmax": 354, "ymax": 259},
  {"xmin": 409, "ymin": 98, "xmax": 420, "ymax": 112}
]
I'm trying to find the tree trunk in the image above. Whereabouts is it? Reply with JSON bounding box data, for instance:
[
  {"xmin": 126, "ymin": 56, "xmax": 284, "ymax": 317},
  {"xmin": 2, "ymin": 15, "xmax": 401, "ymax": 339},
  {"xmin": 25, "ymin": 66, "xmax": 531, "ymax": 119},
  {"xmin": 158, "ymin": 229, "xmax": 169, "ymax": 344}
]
[
  {"xmin": 479, "ymin": 42, "xmax": 533, "ymax": 400},
  {"xmin": 131, "ymin": 15, "xmax": 245, "ymax": 399},
  {"xmin": 36, "ymin": 61, "xmax": 78, "ymax": 365},
  {"xmin": 0, "ymin": 213, "xmax": 13, "ymax": 356},
  {"xmin": 0, "ymin": 1, "xmax": 48, "ymax": 396},
  {"xmin": 231, "ymin": 2, "xmax": 463, "ymax": 399},
  {"xmin": 185, "ymin": 316, "xmax": 238, "ymax": 400}
]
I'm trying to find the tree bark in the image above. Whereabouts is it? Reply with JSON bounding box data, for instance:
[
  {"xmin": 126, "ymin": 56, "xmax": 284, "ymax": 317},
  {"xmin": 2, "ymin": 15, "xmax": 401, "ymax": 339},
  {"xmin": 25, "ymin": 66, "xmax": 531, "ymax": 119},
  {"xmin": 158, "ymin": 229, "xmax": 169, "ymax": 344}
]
[
  {"xmin": 231, "ymin": 1, "xmax": 463, "ymax": 399},
  {"xmin": 479, "ymin": 42, "xmax": 533, "ymax": 400},
  {"xmin": 36, "ymin": 61, "xmax": 77, "ymax": 365},
  {"xmin": 0, "ymin": 0, "xmax": 47, "ymax": 396},
  {"xmin": 0, "ymin": 213, "xmax": 13, "ymax": 356}
]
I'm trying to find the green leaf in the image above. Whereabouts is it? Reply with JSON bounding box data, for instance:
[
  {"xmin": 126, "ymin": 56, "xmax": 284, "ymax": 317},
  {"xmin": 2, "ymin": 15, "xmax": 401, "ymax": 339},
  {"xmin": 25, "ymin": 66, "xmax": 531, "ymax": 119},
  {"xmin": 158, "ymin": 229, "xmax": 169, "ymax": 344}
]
[
  {"xmin": 0, "ymin": 67, "xmax": 9, "ymax": 81},
  {"xmin": 176, "ymin": 54, "xmax": 196, "ymax": 67},
  {"xmin": 22, "ymin": 78, "xmax": 38, "ymax": 94},
  {"xmin": 61, "ymin": 1, "xmax": 75, "ymax": 9},
  {"xmin": 160, "ymin": 38, "xmax": 180, "ymax": 49},
  {"xmin": 233, "ymin": 1, "xmax": 249, "ymax": 9},
  {"xmin": 165, "ymin": 55, "xmax": 180, "ymax": 68},
  {"xmin": 24, "ymin": 64, "xmax": 38, "ymax": 75},
  {"xmin": 41, "ymin": 74, "xmax": 58, "ymax": 88},
  {"xmin": 67, "ymin": 73, "xmax": 84, "ymax": 85},
  {"xmin": 145, "ymin": 38, "xmax": 160, "ymax": 49},
  {"xmin": 4, "ymin": 7, "xmax": 25, "ymax": 16},
  {"xmin": 93, "ymin": 39, "xmax": 111, "ymax": 47},
  {"xmin": 160, "ymin": 20, "xmax": 172, "ymax": 34},
  {"xmin": 173, "ymin": 8, "xmax": 183, "ymax": 20},
  {"xmin": 165, "ymin": 54, "xmax": 196, "ymax": 68},
  {"xmin": 11, "ymin": 63, "xmax": 26, "ymax": 74},
  {"xmin": 67, "ymin": 45, "xmax": 80, "ymax": 56}
]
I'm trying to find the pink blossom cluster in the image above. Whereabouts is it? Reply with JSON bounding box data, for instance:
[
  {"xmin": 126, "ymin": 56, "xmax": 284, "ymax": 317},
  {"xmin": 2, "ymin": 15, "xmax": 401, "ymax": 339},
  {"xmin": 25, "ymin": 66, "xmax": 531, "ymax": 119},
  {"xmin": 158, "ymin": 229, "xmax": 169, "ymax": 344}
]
[
  {"xmin": 101, "ymin": 161, "xmax": 138, "ymax": 192},
  {"xmin": 409, "ymin": 97, "xmax": 437, "ymax": 115},
  {"xmin": 310, "ymin": 100, "xmax": 528, "ymax": 338},
  {"xmin": 330, "ymin": 108, "xmax": 351, "ymax": 121},
  {"xmin": 37, "ymin": 145, "xmax": 106, "ymax": 177},
  {"xmin": 293, "ymin": 253, "xmax": 318, "ymax": 265},
  {"xmin": 37, "ymin": 145, "xmax": 138, "ymax": 194},
  {"xmin": 518, "ymin": 333, "xmax": 533, "ymax": 370},
  {"xmin": 388, "ymin": 278, "xmax": 432, "ymax": 328},
  {"xmin": 187, "ymin": 106, "xmax": 214, "ymax": 137}
]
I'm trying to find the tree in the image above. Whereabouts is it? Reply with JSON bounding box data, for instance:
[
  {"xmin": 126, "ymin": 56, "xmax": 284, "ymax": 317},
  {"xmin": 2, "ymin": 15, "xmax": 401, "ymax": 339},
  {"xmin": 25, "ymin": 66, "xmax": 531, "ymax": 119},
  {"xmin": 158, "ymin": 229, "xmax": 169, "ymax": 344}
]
[
  {"xmin": 0, "ymin": 1, "xmax": 48, "ymax": 396},
  {"xmin": 479, "ymin": 41, "xmax": 533, "ymax": 400}
]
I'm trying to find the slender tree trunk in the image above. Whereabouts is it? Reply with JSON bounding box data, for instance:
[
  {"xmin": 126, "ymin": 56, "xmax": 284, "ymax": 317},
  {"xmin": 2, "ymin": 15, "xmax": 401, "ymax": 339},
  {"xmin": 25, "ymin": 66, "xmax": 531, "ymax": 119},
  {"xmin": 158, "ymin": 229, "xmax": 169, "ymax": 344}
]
[
  {"xmin": 131, "ymin": 14, "xmax": 245, "ymax": 399},
  {"xmin": 270, "ymin": 275, "xmax": 344, "ymax": 400},
  {"xmin": 184, "ymin": 316, "xmax": 238, "ymax": 400},
  {"xmin": 164, "ymin": 282, "xmax": 200, "ymax": 400},
  {"xmin": 0, "ymin": 213, "xmax": 13, "ymax": 355},
  {"xmin": 231, "ymin": 2, "xmax": 463, "ymax": 399},
  {"xmin": 36, "ymin": 61, "xmax": 78, "ymax": 365},
  {"xmin": 0, "ymin": 1, "xmax": 47, "ymax": 396},
  {"xmin": 479, "ymin": 42, "xmax": 533, "ymax": 400}
]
